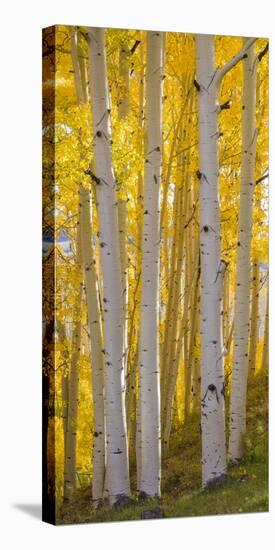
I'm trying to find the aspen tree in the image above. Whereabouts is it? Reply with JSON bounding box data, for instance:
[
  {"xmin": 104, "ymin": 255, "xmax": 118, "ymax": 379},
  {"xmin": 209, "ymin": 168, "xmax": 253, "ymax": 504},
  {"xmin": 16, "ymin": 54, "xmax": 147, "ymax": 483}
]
[
  {"xmin": 138, "ymin": 30, "xmax": 163, "ymax": 498},
  {"xmin": 63, "ymin": 227, "xmax": 82, "ymax": 500},
  {"xmin": 248, "ymin": 260, "xmax": 260, "ymax": 375},
  {"xmin": 118, "ymin": 199, "xmax": 128, "ymax": 379},
  {"xmin": 161, "ymin": 101, "xmax": 193, "ymax": 435},
  {"xmin": 70, "ymin": 27, "xmax": 86, "ymax": 104},
  {"xmin": 229, "ymin": 40, "xmax": 258, "ymax": 463},
  {"xmin": 161, "ymin": 185, "xmax": 180, "ymax": 402},
  {"xmin": 56, "ymin": 320, "xmax": 69, "ymax": 459},
  {"xmin": 195, "ymin": 34, "xmax": 256, "ymax": 486},
  {"xmin": 118, "ymin": 40, "xmax": 130, "ymax": 119},
  {"xmin": 183, "ymin": 188, "xmax": 194, "ymax": 419},
  {"xmin": 134, "ymin": 35, "xmax": 144, "ymax": 489},
  {"xmin": 87, "ymin": 27, "xmax": 130, "ymax": 505},
  {"xmin": 161, "ymin": 189, "xmax": 182, "ymax": 441},
  {"xmin": 222, "ymin": 269, "xmax": 230, "ymax": 348},
  {"xmin": 79, "ymin": 186, "xmax": 105, "ymax": 505},
  {"xmin": 189, "ymin": 195, "xmax": 200, "ymax": 414},
  {"xmin": 163, "ymin": 88, "xmax": 195, "ymax": 426},
  {"xmin": 162, "ymin": 162, "xmax": 190, "ymax": 444},
  {"xmin": 70, "ymin": 28, "xmax": 106, "ymax": 503},
  {"xmin": 188, "ymin": 257, "xmax": 200, "ymax": 410},
  {"xmin": 164, "ymin": 251, "xmax": 199, "ymax": 447},
  {"xmin": 261, "ymin": 286, "xmax": 269, "ymax": 371},
  {"xmin": 117, "ymin": 35, "xmax": 130, "ymax": 377}
]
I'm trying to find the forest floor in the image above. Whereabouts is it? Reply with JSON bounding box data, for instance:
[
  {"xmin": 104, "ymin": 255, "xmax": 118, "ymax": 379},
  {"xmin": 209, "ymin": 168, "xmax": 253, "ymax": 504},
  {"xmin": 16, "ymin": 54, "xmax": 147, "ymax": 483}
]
[{"xmin": 58, "ymin": 370, "xmax": 268, "ymax": 525}]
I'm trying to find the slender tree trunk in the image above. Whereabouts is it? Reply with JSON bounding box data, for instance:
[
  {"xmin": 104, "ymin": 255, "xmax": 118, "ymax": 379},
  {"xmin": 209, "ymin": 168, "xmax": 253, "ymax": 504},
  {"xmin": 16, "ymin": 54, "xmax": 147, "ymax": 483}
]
[
  {"xmin": 195, "ymin": 34, "xmax": 256, "ymax": 485},
  {"xmin": 196, "ymin": 34, "xmax": 227, "ymax": 487},
  {"xmin": 135, "ymin": 43, "xmax": 145, "ymax": 486},
  {"xmin": 228, "ymin": 41, "xmax": 258, "ymax": 463},
  {"xmin": 261, "ymin": 287, "xmax": 269, "ymax": 371},
  {"xmin": 126, "ymin": 346, "xmax": 138, "ymax": 462},
  {"xmin": 71, "ymin": 25, "xmax": 106, "ymax": 503},
  {"xmin": 118, "ymin": 40, "xmax": 130, "ymax": 118},
  {"xmin": 62, "ymin": 375, "xmax": 68, "ymax": 452},
  {"xmin": 56, "ymin": 320, "xmax": 69, "ymax": 469},
  {"xmin": 138, "ymin": 31, "xmax": 163, "ymax": 498},
  {"xmin": 248, "ymin": 260, "xmax": 260, "ymax": 375},
  {"xmin": 63, "ymin": 226, "xmax": 82, "ymax": 500},
  {"xmin": 87, "ymin": 27, "xmax": 130, "ymax": 505},
  {"xmin": 223, "ymin": 269, "xmax": 230, "ymax": 348},
  {"xmin": 117, "ymin": 37, "xmax": 130, "ymax": 379},
  {"xmin": 188, "ymin": 258, "xmax": 200, "ymax": 409},
  {"xmin": 161, "ymin": 185, "xmax": 180, "ymax": 407},
  {"xmin": 164, "ymin": 252, "xmax": 199, "ymax": 447},
  {"xmin": 183, "ymin": 189, "xmax": 194, "ymax": 420},
  {"xmin": 70, "ymin": 27, "xmax": 86, "ymax": 104},
  {"xmin": 79, "ymin": 185, "xmax": 105, "ymax": 505},
  {"xmin": 162, "ymin": 186, "xmax": 183, "ymax": 444},
  {"xmin": 118, "ymin": 199, "xmax": 128, "ymax": 381}
]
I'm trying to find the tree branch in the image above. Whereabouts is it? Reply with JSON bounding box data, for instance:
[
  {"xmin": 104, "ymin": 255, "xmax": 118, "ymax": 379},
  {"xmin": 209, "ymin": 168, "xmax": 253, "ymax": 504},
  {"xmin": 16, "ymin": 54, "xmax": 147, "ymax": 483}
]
[
  {"xmin": 215, "ymin": 37, "xmax": 257, "ymax": 86},
  {"xmin": 258, "ymin": 42, "xmax": 269, "ymax": 62},
  {"xmin": 256, "ymin": 172, "xmax": 269, "ymax": 185}
]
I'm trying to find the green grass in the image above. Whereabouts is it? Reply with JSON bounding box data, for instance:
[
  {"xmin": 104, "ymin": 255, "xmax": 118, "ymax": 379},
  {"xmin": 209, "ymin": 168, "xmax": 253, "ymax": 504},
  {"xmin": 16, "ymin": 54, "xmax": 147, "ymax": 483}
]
[{"xmin": 58, "ymin": 371, "xmax": 268, "ymax": 525}]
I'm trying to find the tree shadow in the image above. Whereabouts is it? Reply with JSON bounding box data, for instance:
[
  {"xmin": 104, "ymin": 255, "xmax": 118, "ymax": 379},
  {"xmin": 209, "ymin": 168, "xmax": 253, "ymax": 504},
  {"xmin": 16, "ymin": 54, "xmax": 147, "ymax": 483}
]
[{"xmin": 13, "ymin": 503, "xmax": 41, "ymax": 520}]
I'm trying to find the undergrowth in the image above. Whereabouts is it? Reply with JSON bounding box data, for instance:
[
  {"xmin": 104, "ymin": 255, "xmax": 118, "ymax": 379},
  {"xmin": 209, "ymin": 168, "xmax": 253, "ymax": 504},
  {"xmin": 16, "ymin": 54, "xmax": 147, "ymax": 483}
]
[{"xmin": 58, "ymin": 370, "xmax": 268, "ymax": 525}]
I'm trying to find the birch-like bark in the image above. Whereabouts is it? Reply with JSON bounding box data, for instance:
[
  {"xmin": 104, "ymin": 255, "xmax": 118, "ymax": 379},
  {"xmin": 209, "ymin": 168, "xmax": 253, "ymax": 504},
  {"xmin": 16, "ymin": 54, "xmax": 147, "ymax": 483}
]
[
  {"xmin": 195, "ymin": 34, "xmax": 256, "ymax": 486},
  {"xmin": 71, "ymin": 26, "xmax": 105, "ymax": 503},
  {"xmin": 138, "ymin": 31, "xmax": 163, "ymax": 498},
  {"xmin": 261, "ymin": 287, "xmax": 269, "ymax": 371},
  {"xmin": 135, "ymin": 41, "xmax": 144, "ymax": 491},
  {"xmin": 79, "ymin": 186, "xmax": 105, "ymax": 505},
  {"xmin": 117, "ymin": 37, "xmax": 130, "ymax": 375},
  {"xmin": 248, "ymin": 260, "xmax": 260, "ymax": 375},
  {"xmin": 118, "ymin": 199, "xmax": 128, "ymax": 382},
  {"xmin": 228, "ymin": 41, "xmax": 258, "ymax": 463},
  {"xmin": 88, "ymin": 27, "xmax": 130, "ymax": 504},
  {"xmin": 188, "ymin": 257, "xmax": 200, "ymax": 408},
  {"xmin": 223, "ymin": 269, "xmax": 230, "ymax": 348},
  {"xmin": 196, "ymin": 34, "xmax": 227, "ymax": 487}
]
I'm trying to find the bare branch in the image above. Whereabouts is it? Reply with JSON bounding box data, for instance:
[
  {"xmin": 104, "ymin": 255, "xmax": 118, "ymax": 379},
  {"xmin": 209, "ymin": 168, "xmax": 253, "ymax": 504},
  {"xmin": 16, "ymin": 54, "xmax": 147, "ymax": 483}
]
[
  {"xmin": 256, "ymin": 172, "xmax": 269, "ymax": 185},
  {"xmin": 258, "ymin": 42, "xmax": 269, "ymax": 62}
]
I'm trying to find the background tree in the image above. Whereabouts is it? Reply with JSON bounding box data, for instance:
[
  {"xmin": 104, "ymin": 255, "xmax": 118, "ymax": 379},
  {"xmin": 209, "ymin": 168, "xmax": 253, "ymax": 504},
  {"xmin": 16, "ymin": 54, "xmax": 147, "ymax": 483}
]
[
  {"xmin": 42, "ymin": 25, "xmax": 268, "ymax": 523},
  {"xmin": 138, "ymin": 30, "xmax": 163, "ymax": 499},
  {"xmin": 87, "ymin": 27, "xmax": 131, "ymax": 504}
]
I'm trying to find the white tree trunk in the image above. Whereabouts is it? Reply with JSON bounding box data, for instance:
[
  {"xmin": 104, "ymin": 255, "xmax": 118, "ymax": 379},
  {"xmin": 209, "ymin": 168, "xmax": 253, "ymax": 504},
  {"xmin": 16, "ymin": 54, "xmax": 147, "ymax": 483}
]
[
  {"xmin": 79, "ymin": 185, "xmax": 105, "ymax": 505},
  {"xmin": 117, "ymin": 39, "xmax": 130, "ymax": 377},
  {"xmin": 118, "ymin": 199, "xmax": 128, "ymax": 382},
  {"xmin": 196, "ymin": 34, "xmax": 227, "ymax": 488},
  {"xmin": 261, "ymin": 287, "xmax": 269, "ymax": 371},
  {"xmin": 195, "ymin": 34, "xmax": 256, "ymax": 486},
  {"xmin": 228, "ymin": 41, "xmax": 257, "ymax": 463},
  {"xmin": 138, "ymin": 31, "xmax": 163, "ymax": 498},
  {"xmin": 248, "ymin": 259, "xmax": 260, "ymax": 375},
  {"xmin": 87, "ymin": 27, "xmax": 130, "ymax": 504}
]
